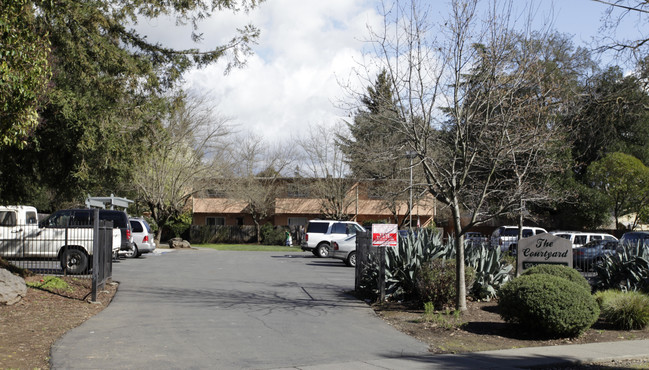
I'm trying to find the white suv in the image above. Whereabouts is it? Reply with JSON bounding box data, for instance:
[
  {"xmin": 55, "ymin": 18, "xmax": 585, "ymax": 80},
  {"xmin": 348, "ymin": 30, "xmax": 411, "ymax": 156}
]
[
  {"xmin": 301, "ymin": 220, "xmax": 366, "ymax": 258},
  {"xmin": 490, "ymin": 226, "xmax": 547, "ymax": 254},
  {"xmin": 550, "ymin": 231, "xmax": 617, "ymax": 249}
]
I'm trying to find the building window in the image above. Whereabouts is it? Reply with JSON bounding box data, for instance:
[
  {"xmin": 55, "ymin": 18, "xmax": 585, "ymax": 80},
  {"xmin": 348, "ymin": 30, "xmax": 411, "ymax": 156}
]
[
  {"xmin": 206, "ymin": 217, "xmax": 225, "ymax": 226},
  {"xmin": 287, "ymin": 217, "xmax": 307, "ymax": 226}
]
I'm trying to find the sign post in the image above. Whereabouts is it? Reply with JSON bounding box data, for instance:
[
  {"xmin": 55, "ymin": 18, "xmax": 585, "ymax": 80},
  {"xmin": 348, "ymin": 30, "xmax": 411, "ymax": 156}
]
[
  {"xmin": 372, "ymin": 224, "xmax": 398, "ymax": 301},
  {"xmin": 372, "ymin": 224, "xmax": 398, "ymax": 247},
  {"xmin": 517, "ymin": 233, "xmax": 572, "ymax": 276}
]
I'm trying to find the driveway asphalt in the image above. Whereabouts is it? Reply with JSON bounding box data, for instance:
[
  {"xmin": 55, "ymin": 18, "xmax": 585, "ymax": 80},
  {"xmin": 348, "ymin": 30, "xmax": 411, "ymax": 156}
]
[
  {"xmin": 50, "ymin": 248, "xmax": 649, "ymax": 369},
  {"xmin": 50, "ymin": 248, "xmax": 430, "ymax": 369}
]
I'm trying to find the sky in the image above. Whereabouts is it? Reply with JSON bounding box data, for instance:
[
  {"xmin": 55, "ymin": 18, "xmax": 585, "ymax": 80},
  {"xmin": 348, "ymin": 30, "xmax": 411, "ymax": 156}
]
[{"xmin": 134, "ymin": 0, "xmax": 642, "ymax": 144}]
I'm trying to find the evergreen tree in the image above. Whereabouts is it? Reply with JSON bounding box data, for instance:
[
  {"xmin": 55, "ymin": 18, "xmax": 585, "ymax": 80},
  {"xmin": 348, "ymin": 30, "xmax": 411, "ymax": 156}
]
[
  {"xmin": 0, "ymin": 0, "xmax": 261, "ymax": 209},
  {"xmin": 338, "ymin": 69, "xmax": 406, "ymax": 180}
]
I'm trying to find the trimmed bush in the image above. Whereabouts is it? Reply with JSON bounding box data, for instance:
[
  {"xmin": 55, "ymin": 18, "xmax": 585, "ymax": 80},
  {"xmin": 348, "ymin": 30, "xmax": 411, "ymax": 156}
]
[
  {"xmin": 260, "ymin": 223, "xmax": 286, "ymax": 245},
  {"xmin": 522, "ymin": 264, "xmax": 591, "ymax": 292},
  {"xmin": 595, "ymin": 290, "xmax": 649, "ymax": 330},
  {"xmin": 498, "ymin": 274, "xmax": 600, "ymax": 338},
  {"xmin": 416, "ymin": 258, "xmax": 476, "ymax": 309}
]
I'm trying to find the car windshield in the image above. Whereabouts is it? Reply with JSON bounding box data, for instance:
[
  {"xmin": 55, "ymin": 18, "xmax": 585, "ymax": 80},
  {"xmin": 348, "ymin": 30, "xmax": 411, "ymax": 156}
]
[{"xmin": 42, "ymin": 211, "xmax": 72, "ymax": 227}]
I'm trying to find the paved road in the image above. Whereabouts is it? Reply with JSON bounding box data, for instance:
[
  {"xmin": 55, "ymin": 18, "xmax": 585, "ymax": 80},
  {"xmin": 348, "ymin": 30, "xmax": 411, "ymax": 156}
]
[{"xmin": 51, "ymin": 249, "xmax": 430, "ymax": 369}]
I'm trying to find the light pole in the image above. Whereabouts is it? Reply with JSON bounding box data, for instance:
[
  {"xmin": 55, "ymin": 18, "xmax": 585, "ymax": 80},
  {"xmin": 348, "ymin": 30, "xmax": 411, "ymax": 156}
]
[{"xmin": 405, "ymin": 151, "xmax": 417, "ymax": 228}]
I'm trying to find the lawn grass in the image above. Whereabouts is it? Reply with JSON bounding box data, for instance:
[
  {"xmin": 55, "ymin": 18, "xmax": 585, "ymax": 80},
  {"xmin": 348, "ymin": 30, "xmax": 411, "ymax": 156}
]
[{"xmin": 195, "ymin": 244, "xmax": 303, "ymax": 252}]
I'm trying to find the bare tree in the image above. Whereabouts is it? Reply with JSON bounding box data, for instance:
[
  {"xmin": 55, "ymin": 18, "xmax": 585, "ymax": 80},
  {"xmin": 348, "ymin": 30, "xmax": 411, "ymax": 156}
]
[
  {"xmin": 591, "ymin": 0, "xmax": 649, "ymax": 59},
  {"xmin": 132, "ymin": 91, "xmax": 232, "ymax": 243},
  {"xmin": 297, "ymin": 122, "xmax": 356, "ymax": 219},
  {"xmin": 353, "ymin": 0, "xmax": 572, "ymax": 310},
  {"xmin": 226, "ymin": 134, "xmax": 296, "ymax": 242}
]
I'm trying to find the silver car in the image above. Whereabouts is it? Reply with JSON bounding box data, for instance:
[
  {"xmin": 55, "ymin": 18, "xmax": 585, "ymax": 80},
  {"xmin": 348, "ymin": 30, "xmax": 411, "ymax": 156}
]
[
  {"xmin": 330, "ymin": 225, "xmax": 363, "ymax": 267},
  {"xmin": 126, "ymin": 218, "xmax": 156, "ymax": 258}
]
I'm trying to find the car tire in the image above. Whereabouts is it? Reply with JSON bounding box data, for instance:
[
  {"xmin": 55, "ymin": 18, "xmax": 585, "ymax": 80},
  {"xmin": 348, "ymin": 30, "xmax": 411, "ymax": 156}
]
[
  {"xmin": 345, "ymin": 251, "xmax": 356, "ymax": 267},
  {"xmin": 316, "ymin": 243, "xmax": 330, "ymax": 258},
  {"xmin": 125, "ymin": 244, "xmax": 138, "ymax": 258},
  {"xmin": 60, "ymin": 248, "xmax": 89, "ymax": 274}
]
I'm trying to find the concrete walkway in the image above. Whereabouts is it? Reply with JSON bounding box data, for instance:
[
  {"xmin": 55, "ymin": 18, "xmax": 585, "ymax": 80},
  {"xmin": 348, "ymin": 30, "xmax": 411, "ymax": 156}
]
[
  {"xmin": 286, "ymin": 339, "xmax": 649, "ymax": 369},
  {"xmin": 51, "ymin": 248, "xmax": 649, "ymax": 369}
]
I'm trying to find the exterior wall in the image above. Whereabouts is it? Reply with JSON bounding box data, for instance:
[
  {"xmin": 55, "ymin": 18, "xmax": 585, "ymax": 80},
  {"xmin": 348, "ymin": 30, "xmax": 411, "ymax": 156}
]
[
  {"xmin": 193, "ymin": 213, "xmax": 257, "ymax": 226},
  {"xmin": 192, "ymin": 179, "xmax": 436, "ymax": 228}
]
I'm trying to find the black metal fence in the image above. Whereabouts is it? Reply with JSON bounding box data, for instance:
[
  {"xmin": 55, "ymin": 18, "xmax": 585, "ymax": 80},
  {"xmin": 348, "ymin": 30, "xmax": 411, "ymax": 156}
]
[
  {"xmin": 0, "ymin": 209, "xmax": 113, "ymax": 301},
  {"xmin": 355, "ymin": 230, "xmax": 384, "ymax": 299}
]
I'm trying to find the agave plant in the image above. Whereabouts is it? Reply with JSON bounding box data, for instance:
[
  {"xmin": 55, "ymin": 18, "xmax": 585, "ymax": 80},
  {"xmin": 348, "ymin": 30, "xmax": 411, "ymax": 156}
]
[
  {"xmin": 465, "ymin": 244, "xmax": 514, "ymax": 300},
  {"xmin": 384, "ymin": 228, "xmax": 453, "ymax": 300},
  {"xmin": 594, "ymin": 242, "xmax": 649, "ymax": 293}
]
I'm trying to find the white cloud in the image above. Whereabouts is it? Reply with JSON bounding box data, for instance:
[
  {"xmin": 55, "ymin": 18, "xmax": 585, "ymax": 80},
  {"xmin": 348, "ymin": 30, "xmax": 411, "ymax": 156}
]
[
  {"xmin": 134, "ymin": 0, "xmax": 632, "ymax": 145},
  {"xmin": 168, "ymin": 0, "xmax": 380, "ymax": 143}
]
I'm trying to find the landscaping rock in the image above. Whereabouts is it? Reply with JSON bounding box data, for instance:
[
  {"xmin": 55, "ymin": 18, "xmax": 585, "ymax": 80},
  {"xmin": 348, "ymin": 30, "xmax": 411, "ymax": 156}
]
[
  {"xmin": 168, "ymin": 237, "xmax": 191, "ymax": 248},
  {"xmin": 0, "ymin": 268, "xmax": 27, "ymax": 305}
]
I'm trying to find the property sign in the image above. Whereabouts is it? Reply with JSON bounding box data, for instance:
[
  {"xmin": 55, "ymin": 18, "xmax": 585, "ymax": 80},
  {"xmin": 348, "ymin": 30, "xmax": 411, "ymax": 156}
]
[
  {"xmin": 372, "ymin": 224, "xmax": 398, "ymax": 247},
  {"xmin": 517, "ymin": 233, "xmax": 572, "ymax": 275}
]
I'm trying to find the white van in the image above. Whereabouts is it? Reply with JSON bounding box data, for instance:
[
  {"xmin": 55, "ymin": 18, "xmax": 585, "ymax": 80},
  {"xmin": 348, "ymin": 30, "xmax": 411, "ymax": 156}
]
[
  {"xmin": 490, "ymin": 226, "xmax": 547, "ymax": 254},
  {"xmin": 550, "ymin": 231, "xmax": 618, "ymax": 249}
]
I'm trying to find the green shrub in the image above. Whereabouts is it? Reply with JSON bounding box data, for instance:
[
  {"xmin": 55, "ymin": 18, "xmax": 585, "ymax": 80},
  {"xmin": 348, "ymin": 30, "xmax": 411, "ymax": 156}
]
[
  {"xmin": 522, "ymin": 264, "xmax": 591, "ymax": 292},
  {"xmin": 165, "ymin": 212, "xmax": 192, "ymax": 238},
  {"xmin": 595, "ymin": 290, "xmax": 649, "ymax": 330},
  {"xmin": 260, "ymin": 223, "xmax": 286, "ymax": 245},
  {"xmin": 416, "ymin": 258, "xmax": 476, "ymax": 309},
  {"xmin": 498, "ymin": 274, "xmax": 600, "ymax": 338}
]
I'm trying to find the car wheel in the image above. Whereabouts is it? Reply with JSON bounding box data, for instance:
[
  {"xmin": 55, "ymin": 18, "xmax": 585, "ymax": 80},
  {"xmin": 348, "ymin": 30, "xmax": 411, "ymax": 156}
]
[
  {"xmin": 125, "ymin": 244, "xmax": 139, "ymax": 258},
  {"xmin": 345, "ymin": 251, "xmax": 356, "ymax": 267},
  {"xmin": 316, "ymin": 243, "xmax": 330, "ymax": 258},
  {"xmin": 60, "ymin": 248, "xmax": 89, "ymax": 274}
]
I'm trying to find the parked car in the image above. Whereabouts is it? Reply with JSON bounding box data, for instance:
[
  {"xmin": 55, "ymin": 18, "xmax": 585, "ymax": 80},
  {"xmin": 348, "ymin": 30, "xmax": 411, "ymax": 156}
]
[
  {"xmin": 550, "ymin": 231, "xmax": 617, "ymax": 249},
  {"xmin": 1, "ymin": 205, "xmax": 120, "ymax": 274},
  {"xmin": 42, "ymin": 208, "xmax": 134, "ymax": 257},
  {"xmin": 331, "ymin": 238, "xmax": 358, "ymax": 267},
  {"xmin": 127, "ymin": 218, "xmax": 155, "ymax": 258},
  {"xmin": 301, "ymin": 220, "xmax": 365, "ymax": 258},
  {"xmin": 619, "ymin": 231, "xmax": 649, "ymax": 248},
  {"xmin": 490, "ymin": 226, "xmax": 547, "ymax": 254},
  {"xmin": 573, "ymin": 239, "xmax": 619, "ymax": 271}
]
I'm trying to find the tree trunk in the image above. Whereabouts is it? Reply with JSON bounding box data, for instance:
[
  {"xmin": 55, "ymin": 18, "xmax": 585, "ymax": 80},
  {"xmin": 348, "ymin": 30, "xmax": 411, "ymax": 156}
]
[
  {"xmin": 452, "ymin": 203, "xmax": 467, "ymax": 311},
  {"xmin": 254, "ymin": 220, "xmax": 261, "ymax": 245},
  {"xmin": 155, "ymin": 227, "xmax": 163, "ymax": 246}
]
